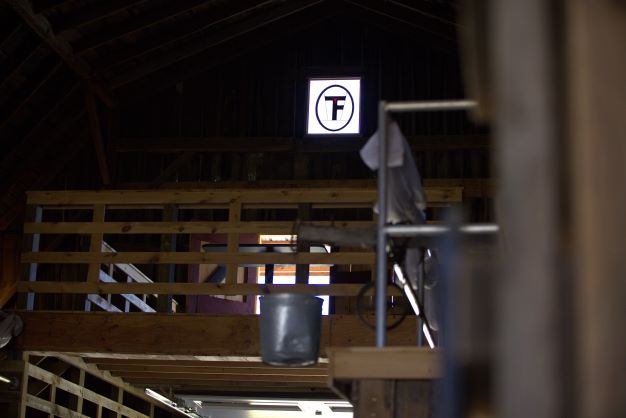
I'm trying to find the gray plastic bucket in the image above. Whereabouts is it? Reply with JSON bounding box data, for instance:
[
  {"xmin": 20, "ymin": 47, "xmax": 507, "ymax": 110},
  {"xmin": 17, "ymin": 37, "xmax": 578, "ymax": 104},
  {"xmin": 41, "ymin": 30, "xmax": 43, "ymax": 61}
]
[{"xmin": 259, "ymin": 294, "xmax": 323, "ymax": 367}]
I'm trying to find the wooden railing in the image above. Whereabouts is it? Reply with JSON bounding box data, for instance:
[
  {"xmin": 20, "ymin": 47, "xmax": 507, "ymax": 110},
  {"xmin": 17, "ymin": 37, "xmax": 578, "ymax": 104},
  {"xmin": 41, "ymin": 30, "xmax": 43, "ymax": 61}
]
[
  {"xmin": 4, "ymin": 353, "xmax": 188, "ymax": 418},
  {"xmin": 84, "ymin": 242, "xmax": 180, "ymax": 313},
  {"xmin": 18, "ymin": 185, "xmax": 462, "ymax": 309}
]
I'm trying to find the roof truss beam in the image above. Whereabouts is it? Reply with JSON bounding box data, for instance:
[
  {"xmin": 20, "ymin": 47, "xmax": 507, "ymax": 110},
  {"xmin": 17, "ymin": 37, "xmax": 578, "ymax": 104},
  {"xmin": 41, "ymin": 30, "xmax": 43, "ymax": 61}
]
[
  {"xmin": 96, "ymin": 0, "xmax": 285, "ymax": 71},
  {"xmin": 50, "ymin": 0, "xmax": 149, "ymax": 34},
  {"xmin": 72, "ymin": 0, "xmax": 215, "ymax": 54},
  {"xmin": 108, "ymin": 0, "xmax": 325, "ymax": 88},
  {"xmin": 4, "ymin": 0, "xmax": 114, "ymax": 106}
]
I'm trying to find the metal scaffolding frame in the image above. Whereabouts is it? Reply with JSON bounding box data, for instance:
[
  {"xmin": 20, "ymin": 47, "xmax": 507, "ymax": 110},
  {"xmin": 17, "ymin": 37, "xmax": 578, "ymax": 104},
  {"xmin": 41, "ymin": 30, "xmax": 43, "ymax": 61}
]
[{"xmin": 375, "ymin": 99, "xmax": 497, "ymax": 347}]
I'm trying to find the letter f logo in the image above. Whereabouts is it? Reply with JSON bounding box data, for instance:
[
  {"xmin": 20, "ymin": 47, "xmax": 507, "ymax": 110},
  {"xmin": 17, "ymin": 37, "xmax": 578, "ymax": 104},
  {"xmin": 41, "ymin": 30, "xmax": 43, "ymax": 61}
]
[
  {"xmin": 315, "ymin": 84, "xmax": 354, "ymax": 132},
  {"xmin": 324, "ymin": 95, "xmax": 346, "ymax": 120}
]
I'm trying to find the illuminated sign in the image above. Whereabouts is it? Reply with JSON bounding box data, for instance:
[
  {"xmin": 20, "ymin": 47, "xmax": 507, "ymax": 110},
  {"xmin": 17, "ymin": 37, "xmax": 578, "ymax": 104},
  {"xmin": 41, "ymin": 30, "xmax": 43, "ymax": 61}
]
[{"xmin": 307, "ymin": 78, "xmax": 361, "ymax": 135}]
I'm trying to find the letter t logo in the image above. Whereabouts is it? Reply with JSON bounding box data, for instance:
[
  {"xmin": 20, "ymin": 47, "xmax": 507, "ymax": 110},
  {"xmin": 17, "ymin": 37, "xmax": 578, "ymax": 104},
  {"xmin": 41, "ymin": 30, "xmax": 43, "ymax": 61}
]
[{"xmin": 324, "ymin": 95, "xmax": 346, "ymax": 120}]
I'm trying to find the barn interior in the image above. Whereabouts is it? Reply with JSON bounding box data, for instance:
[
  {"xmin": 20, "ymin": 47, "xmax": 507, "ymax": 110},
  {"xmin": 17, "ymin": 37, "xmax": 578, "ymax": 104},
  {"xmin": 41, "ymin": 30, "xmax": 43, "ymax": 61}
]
[{"xmin": 0, "ymin": 0, "xmax": 624, "ymax": 417}]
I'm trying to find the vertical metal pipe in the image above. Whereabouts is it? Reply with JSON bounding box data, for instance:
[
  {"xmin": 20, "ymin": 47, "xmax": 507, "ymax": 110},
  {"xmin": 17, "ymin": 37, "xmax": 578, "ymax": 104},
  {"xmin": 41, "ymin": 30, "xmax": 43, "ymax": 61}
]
[{"xmin": 376, "ymin": 101, "xmax": 388, "ymax": 347}]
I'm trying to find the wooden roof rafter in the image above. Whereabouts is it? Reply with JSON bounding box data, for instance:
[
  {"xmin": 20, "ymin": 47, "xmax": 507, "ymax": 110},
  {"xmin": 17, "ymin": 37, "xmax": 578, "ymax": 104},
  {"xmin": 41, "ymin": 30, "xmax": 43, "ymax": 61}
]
[
  {"xmin": 0, "ymin": 81, "xmax": 82, "ymax": 190},
  {"xmin": 342, "ymin": 0, "xmax": 457, "ymax": 51},
  {"xmin": 96, "ymin": 0, "xmax": 287, "ymax": 72},
  {"xmin": 49, "ymin": 0, "xmax": 150, "ymax": 34},
  {"xmin": 0, "ymin": 59, "xmax": 63, "ymax": 131},
  {"xmin": 117, "ymin": 4, "xmax": 337, "ymax": 100},
  {"xmin": 29, "ymin": 0, "xmax": 69, "ymax": 15},
  {"xmin": 345, "ymin": 0, "xmax": 457, "ymax": 40},
  {"xmin": 72, "ymin": 0, "xmax": 219, "ymax": 54},
  {"xmin": 0, "ymin": 25, "xmax": 41, "ymax": 84},
  {"xmin": 4, "ymin": 0, "xmax": 115, "ymax": 106},
  {"xmin": 0, "ymin": 19, "xmax": 25, "ymax": 50},
  {"xmin": 114, "ymin": 0, "xmax": 458, "ymax": 98},
  {"xmin": 108, "ymin": 0, "xmax": 326, "ymax": 88},
  {"xmin": 0, "ymin": 42, "xmax": 50, "ymax": 102}
]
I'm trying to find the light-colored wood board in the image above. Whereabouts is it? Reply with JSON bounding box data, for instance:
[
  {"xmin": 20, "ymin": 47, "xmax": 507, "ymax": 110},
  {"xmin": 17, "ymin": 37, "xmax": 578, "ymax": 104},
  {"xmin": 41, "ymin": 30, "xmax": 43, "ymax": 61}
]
[
  {"xmin": 126, "ymin": 378, "xmax": 329, "ymax": 388},
  {"xmin": 102, "ymin": 242, "xmax": 177, "ymax": 311},
  {"xmin": 102, "ymin": 365, "xmax": 328, "ymax": 376},
  {"xmin": 115, "ymin": 372, "xmax": 327, "ymax": 383},
  {"xmin": 22, "ymin": 251, "xmax": 374, "ymax": 265},
  {"xmin": 98, "ymin": 270, "xmax": 155, "ymax": 312},
  {"xmin": 568, "ymin": 1, "xmax": 626, "ymax": 417},
  {"xmin": 15, "ymin": 282, "xmax": 398, "ymax": 296},
  {"xmin": 327, "ymin": 347, "xmax": 441, "ymax": 380},
  {"xmin": 25, "ymin": 394, "xmax": 89, "ymax": 418},
  {"xmin": 24, "ymin": 220, "xmax": 374, "ymax": 234},
  {"xmin": 15, "ymin": 313, "xmax": 416, "ymax": 356},
  {"xmin": 328, "ymin": 314, "xmax": 418, "ymax": 347},
  {"xmin": 27, "ymin": 363, "xmax": 150, "ymax": 418},
  {"xmin": 86, "ymin": 294, "xmax": 122, "ymax": 312},
  {"xmin": 88, "ymin": 358, "xmax": 328, "ymax": 369},
  {"xmin": 26, "ymin": 187, "xmax": 461, "ymax": 205},
  {"xmin": 26, "ymin": 189, "xmax": 377, "ymax": 205},
  {"xmin": 225, "ymin": 202, "xmax": 242, "ymax": 284},
  {"xmin": 37, "ymin": 353, "xmax": 186, "ymax": 417}
]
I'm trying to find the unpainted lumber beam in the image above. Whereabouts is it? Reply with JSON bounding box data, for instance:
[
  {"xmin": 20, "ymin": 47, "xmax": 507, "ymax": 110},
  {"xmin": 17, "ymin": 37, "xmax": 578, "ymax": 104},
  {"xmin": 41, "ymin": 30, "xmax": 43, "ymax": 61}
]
[
  {"xmin": 108, "ymin": 0, "xmax": 325, "ymax": 88},
  {"xmin": 5, "ymin": 0, "xmax": 114, "ymax": 106},
  {"xmin": 84, "ymin": 88, "xmax": 111, "ymax": 185},
  {"xmin": 15, "ymin": 312, "xmax": 417, "ymax": 356}
]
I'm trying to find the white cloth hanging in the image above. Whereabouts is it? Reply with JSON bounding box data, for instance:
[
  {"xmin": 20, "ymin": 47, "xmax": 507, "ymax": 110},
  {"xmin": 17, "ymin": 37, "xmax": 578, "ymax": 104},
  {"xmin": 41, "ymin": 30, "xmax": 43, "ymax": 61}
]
[
  {"xmin": 0, "ymin": 312, "xmax": 23, "ymax": 348},
  {"xmin": 360, "ymin": 120, "xmax": 427, "ymax": 224}
]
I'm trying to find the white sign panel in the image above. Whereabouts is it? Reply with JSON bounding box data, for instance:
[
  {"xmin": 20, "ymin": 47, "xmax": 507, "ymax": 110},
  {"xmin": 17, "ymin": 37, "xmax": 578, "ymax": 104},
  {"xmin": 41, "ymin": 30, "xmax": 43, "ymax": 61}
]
[{"xmin": 307, "ymin": 78, "xmax": 361, "ymax": 135}]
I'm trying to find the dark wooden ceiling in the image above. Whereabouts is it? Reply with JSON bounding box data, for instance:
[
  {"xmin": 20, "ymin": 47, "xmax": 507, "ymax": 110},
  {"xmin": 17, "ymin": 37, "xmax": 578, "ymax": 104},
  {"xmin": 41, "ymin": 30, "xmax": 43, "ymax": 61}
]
[{"xmin": 0, "ymin": 0, "xmax": 461, "ymax": 230}]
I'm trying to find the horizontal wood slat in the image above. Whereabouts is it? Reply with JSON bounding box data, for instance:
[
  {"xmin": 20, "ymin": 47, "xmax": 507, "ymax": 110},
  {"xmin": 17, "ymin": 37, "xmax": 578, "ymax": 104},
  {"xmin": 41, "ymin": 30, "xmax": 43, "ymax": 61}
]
[
  {"xmin": 88, "ymin": 358, "xmax": 328, "ymax": 369},
  {"xmin": 16, "ymin": 282, "xmax": 402, "ymax": 296},
  {"xmin": 25, "ymin": 394, "xmax": 89, "ymax": 418},
  {"xmin": 327, "ymin": 347, "xmax": 442, "ymax": 380},
  {"xmin": 123, "ymin": 378, "xmax": 329, "ymax": 388},
  {"xmin": 26, "ymin": 363, "xmax": 150, "ymax": 418},
  {"xmin": 20, "ymin": 186, "xmax": 462, "ymax": 306},
  {"xmin": 117, "ymin": 372, "xmax": 327, "ymax": 383},
  {"xmin": 26, "ymin": 187, "xmax": 461, "ymax": 205},
  {"xmin": 22, "ymin": 251, "xmax": 375, "ymax": 265},
  {"xmin": 25, "ymin": 220, "xmax": 373, "ymax": 234},
  {"xmin": 103, "ymin": 365, "xmax": 328, "ymax": 376},
  {"xmin": 40, "ymin": 353, "xmax": 187, "ymax": 416},
  {"xmin": 15, "ymin": 312, "xmax": 418, "ymax": 356}
]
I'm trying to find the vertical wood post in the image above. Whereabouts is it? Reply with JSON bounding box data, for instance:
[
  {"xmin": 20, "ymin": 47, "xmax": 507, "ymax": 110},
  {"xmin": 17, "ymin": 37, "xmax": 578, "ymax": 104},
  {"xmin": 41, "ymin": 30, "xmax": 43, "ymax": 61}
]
[
  {"xmin": 295, "ymin": 203, "xmax": 311, "ymax": 284},
  {"xmin": 76, "ymin": 369, "xmax": 85, "ymax": 415},
  {"xmin": 18, "ymin": 354, "xmax": 29, "ymax": 418},
  {"xmin": 47, "ymin": 383, "xmax": 56, "ymax": 418},
  {"xmin": 87, "ymin": 204, "xmax": 106, "ymax": 284},
  {"xmin": 124, "ymin": 275, "xmax": 131, "ymax": 312},
  {"xmin": 568, "ymin": 1, "xmax": 626, "ymax": 417},
  {"xmin": 23, "ymin": 205, "xmax": 42, "ymax": 310},
  {"xmin": 115, "ymin": 388, "xmax": 124, "ymax": 418},
  {"xmin": 157, "ymin": 204, "xmax": 177, "ymax": 312},
  {"xmin": 353, "ymin": 380, "xmax": 393, "ymax": 418},
  {"xmin": 225, "ymin": 202, "xmax": 242, "ymax": 285},
  {"xmin": 84, "ymin": 86, "xmax": 111, "ymax": 186},
  {"xmin": 492, "ymin": 1, "xmax": 569, "ymax": 418}
]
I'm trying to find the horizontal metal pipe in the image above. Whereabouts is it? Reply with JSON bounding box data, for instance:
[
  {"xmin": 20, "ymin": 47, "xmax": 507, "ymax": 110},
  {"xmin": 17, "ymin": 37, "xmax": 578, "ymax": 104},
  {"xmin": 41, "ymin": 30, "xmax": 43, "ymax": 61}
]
[
  {"xmin": 383, "ymin": 223, "xmax": 499, "ymax": 238},
  {"xmin": 384, "ymin": 100, "xmax": 477, "ymax": 113}
]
